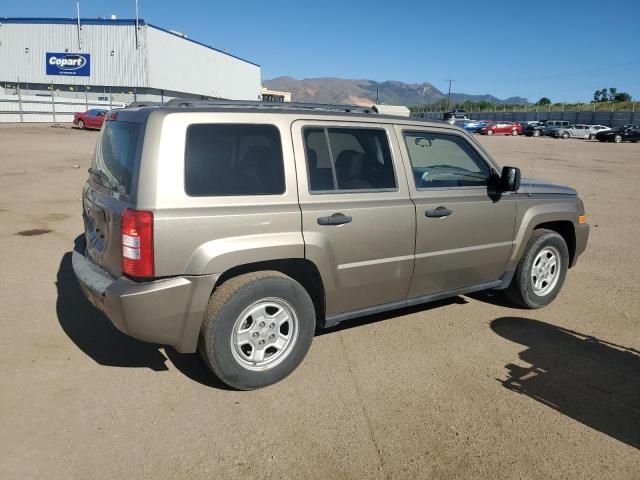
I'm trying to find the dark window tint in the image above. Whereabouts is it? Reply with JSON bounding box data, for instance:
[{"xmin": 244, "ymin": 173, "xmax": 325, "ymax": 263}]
[
  {"xmin": 303, "ymin": 127, "xmax": 396, "ymax": 192},
  {"xmin": 403, "ymin": 131, "xmax": 491, "ymax": 189},
  {"xmin": 92, "ymin": 120, "xmax": 140, "ymax": 193},
  {"xmin": 185, "ymin": 124, "xmax": 285, "ymax": 196}
]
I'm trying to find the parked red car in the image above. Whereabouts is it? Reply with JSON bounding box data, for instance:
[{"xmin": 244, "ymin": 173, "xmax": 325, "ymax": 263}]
[
  {"xmin": 479, "ymin": 121, "xmax": 523, "ymax": 136},
  {"xmin": 73, "ymin": 109, "xmax": 107, "ymax": 130}
]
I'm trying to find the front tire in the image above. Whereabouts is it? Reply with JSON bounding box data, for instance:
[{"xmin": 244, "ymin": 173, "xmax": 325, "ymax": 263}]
[
  {"xmin": 589, "ymin": 134, "xmax": 596, "ymax": 140},
  {"xmin": 614, "ymin": 135, "xmax": 622, "ymax": 143},
  {"xmin": 533, "ymin": 129, "xmax": 541, "ymax": 137},
  {"xmin": 78, "ymin": 119, "xmax": 85, "ymax": 130},
  {"xmin": 506, "ymin": 229, "xmax": 569, "ymax": 309},
  {"xmin": 511, "ymin": 129, "xmax": 519, "ymax": 136},
  {"xmin": 199, "ymin": 271, "xmax": 316, "ymax": 390},
  {"xmin": 487, "ymin": 129, "xmax": 494, "ymax": 136},
  {"xmin": 562, "ymin": 131, "xmax": 569, "ymax": 139}
]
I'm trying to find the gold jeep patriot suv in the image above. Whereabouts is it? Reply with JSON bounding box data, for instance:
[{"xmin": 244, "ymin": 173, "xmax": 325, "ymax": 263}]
[{"xmin": 73, "ymin": 100, "xmax": 589, "ymax": 389}]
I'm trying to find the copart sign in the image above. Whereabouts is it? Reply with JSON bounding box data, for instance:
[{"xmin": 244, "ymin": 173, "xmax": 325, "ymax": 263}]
[{"xmin": 46, "ymin": 53, "xmax": 91, "ymax": 76}]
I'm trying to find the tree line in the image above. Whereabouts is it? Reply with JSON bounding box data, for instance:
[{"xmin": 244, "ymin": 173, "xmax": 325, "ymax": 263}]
[{"xmin": 411, "ymin": 87, "xmax": 634, "ymax": 112}]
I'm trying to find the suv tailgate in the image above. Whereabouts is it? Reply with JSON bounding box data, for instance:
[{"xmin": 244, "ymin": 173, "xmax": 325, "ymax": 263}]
[{"xmin": 83, "ymin": 118, "xmax": 142, "ymax": 278}]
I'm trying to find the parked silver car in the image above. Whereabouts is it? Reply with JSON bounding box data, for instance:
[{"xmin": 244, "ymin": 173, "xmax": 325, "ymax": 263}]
[
  {"xmin": 553, "ymin": 124, "xmax": 612, "ymax": 140},
  {"xmin": 587, "ymin": 125, "xmax": 611, "ymax": 140},
  {"xmin": 552, "ymin": 124, "xmax": 592, "ymax": 139}
]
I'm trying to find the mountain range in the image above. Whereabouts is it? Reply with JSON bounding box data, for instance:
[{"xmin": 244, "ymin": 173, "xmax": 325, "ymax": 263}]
[{"xmin": 263, "ymin": 77, "xmax": 529, "ymax": 107}]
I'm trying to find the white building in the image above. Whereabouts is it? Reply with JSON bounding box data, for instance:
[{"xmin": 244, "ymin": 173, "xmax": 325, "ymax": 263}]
[
  {"xmin": 0, "ymin": 17, "xmax": 262, "ymax": 103},
  {"xmin": 261, "ymin": 87, "xmax": 292, "ymax": 103}
]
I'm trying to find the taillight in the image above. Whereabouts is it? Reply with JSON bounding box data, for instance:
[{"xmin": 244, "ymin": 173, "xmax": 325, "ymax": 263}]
[{"xmin": 121, "ymin": 208, "xmax": 154, "ymax": 278}]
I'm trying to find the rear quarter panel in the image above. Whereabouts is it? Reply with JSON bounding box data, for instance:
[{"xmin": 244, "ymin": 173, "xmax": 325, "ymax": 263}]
[{"xmin": 135, "ymin": 111, "xmax": 304, "ymax": 276}]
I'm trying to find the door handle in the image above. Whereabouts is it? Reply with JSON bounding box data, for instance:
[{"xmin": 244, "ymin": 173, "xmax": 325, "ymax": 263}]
[
  {"xmin": 317, "ymin": 213, "xmax": 353, "ymax": 226},
  {"xmin": 425, "ymin": 207, "xmax": 453, "ymax": 218}
]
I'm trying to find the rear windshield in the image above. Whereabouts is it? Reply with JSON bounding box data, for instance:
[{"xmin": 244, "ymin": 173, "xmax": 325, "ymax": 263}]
[{"xmin": 91, "ymin": 120, "xmax": 140, "ymax": 193}]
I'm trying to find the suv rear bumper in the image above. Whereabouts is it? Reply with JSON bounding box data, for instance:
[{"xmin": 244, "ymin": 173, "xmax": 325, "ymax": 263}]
[{"xmin": 72, "ymin": 238, "xmax": 218, "ymax": 353}]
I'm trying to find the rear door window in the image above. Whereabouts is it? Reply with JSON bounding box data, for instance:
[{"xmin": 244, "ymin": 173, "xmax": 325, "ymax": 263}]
[
  {"xmin": 92, "ymin": 120, "xmax": 140, "ymax": 193},
  {"xmin": 303, "ymin": 127, "xmax": 396, "ymax": 192},
  {"xmin": 185, "ymin": 124, "xmax": 285, "ymax": 196}
]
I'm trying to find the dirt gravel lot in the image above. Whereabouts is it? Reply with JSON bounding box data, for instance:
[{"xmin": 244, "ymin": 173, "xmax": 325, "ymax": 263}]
[{"xmin": 0, "ymin": 124, "xmax": 638, "ymax": 479}]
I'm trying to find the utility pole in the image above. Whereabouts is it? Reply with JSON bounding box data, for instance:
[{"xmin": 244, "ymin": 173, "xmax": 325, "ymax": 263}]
[
  {"xmin": 445, "ymin": 79, "xmax": 455, "ymax": 112},
  {"xmin": 135, "ymin": 0, "xmax": 140, "ymax": 48}
]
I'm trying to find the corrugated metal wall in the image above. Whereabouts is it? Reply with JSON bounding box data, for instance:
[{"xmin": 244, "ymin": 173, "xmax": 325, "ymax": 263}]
[
  {"xmin": 0, "ymin": 22, "xmax": 147, "ymax": 87},
  {"xmin": 0, "ymin": 20, "xmax": 262, "ymax": 100},
  {"xmin": 145, "ymin": 26, "xmax": 261, "ymax": 100}
]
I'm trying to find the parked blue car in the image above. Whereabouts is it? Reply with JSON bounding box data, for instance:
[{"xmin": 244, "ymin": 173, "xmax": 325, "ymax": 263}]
[{"xmin": 462, "ymin": 120, "xmax": 488, "ymax": 133}]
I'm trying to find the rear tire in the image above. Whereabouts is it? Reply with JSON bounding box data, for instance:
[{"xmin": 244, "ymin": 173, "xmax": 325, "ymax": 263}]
[
  {"xmin": 614, "ymin": 135, "xmax": 622, "ymax": 143},
  {"xmin": 198, "ymin": 271, "xmax": 316, "ymax": 390},
  {"xmin": 533, "ymin": 129, "xmax": 541, "ymax": 137},
  {"xmin": 511, "ymin": 129, "xmax": 518, "ymax": 136},
  {"xmin": 506, "ymin": 229, "xmax": 569, "ymax": 309},
  {"xmin": 562, "ymin": 131, "xmax": 569, "ymax": 139},
  {"xmin": 487, "ymin": 129, "xmax": 494, "ymax": 136},
  {"xmin": 589, "ymin": 134, "xmax": 596, "ymax": 140},
  {"xmin": 78, "ymin": 119, "xmax": 85, "ymax": 130}
]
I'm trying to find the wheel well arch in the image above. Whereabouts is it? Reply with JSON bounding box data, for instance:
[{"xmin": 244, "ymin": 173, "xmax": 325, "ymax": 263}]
[
  {"xmin": 214, "ymin": 259, "xmax": 326, "ymax": 324},
  {"xmin": 534, "ymin": 221, "xmax": 576, "ymax": 267}
]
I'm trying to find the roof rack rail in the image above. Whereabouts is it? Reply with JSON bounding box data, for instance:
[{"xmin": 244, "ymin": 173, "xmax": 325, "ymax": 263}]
[
  {"xmin": 125, "ymin": 101, "xmax": 164, "ymax": 108},
  {"xmin": 163, "ymin": 98, "xmax": 379, "ymax": 114}
]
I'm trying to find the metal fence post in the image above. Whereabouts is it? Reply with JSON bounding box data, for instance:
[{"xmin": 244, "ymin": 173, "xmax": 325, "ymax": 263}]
[
  {"xmin": 17, "ymin": 80, "xmax": 24, "ymax": 123},
  {"xmin": 51, "ymin": 82, "xmax": 56, "ymax": 123}
]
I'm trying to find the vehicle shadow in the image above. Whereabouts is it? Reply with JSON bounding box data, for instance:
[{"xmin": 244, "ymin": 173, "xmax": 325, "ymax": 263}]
[
  {"xmin": 56, "ymin": 248, "xmax": 232, "ymax": 389},
  {"xmin": 491, "ymin": 317, "xmax": 640, "ymax": 449},
  {"xmin": 467, "ymin": 290, "xmax": 520, "ymax": 309}
]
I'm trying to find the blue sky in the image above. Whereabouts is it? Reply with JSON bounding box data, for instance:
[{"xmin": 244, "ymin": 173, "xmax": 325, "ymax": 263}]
[{"xmin": 4, "ymin": 0, "xmax": 639, "ymax": 102}]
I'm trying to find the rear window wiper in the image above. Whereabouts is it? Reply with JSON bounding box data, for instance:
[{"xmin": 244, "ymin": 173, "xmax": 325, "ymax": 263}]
[{"xmin": 88, "ymin": 167, "xmax": 120, "ymax": 191}]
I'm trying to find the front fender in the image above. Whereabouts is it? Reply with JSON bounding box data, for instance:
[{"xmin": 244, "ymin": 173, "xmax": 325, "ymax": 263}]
[
  {"xmin": 186, "ymin": 232, "xmax": 305, "ymax": 275},
  {"xmin": 508, "ymin": 197, "xmax": 581, "ymax": 269}
]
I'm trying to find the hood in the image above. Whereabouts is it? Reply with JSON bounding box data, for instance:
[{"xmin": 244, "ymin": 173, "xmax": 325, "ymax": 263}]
[{"xmin": 519, "ymin": 178, "xmax": 577, "ymax": 196}]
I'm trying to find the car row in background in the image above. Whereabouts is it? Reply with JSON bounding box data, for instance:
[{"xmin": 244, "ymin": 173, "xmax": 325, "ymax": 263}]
[
  {"xmin": 73, "ymin": 109, "xmax": 107, "ymax": 130},
  {"xmin": 453, "ymin": 118, "xmax": 639, "ymax": 143},
  {"xmin": 458, "ymin": 120, "xmax": 523, "ymax": 135}
]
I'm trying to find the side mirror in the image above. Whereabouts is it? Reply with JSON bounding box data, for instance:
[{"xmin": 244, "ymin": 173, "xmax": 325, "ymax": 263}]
[{"xmin": 500, "ymin": 166, "xmax": 521, "ymax": 192}]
